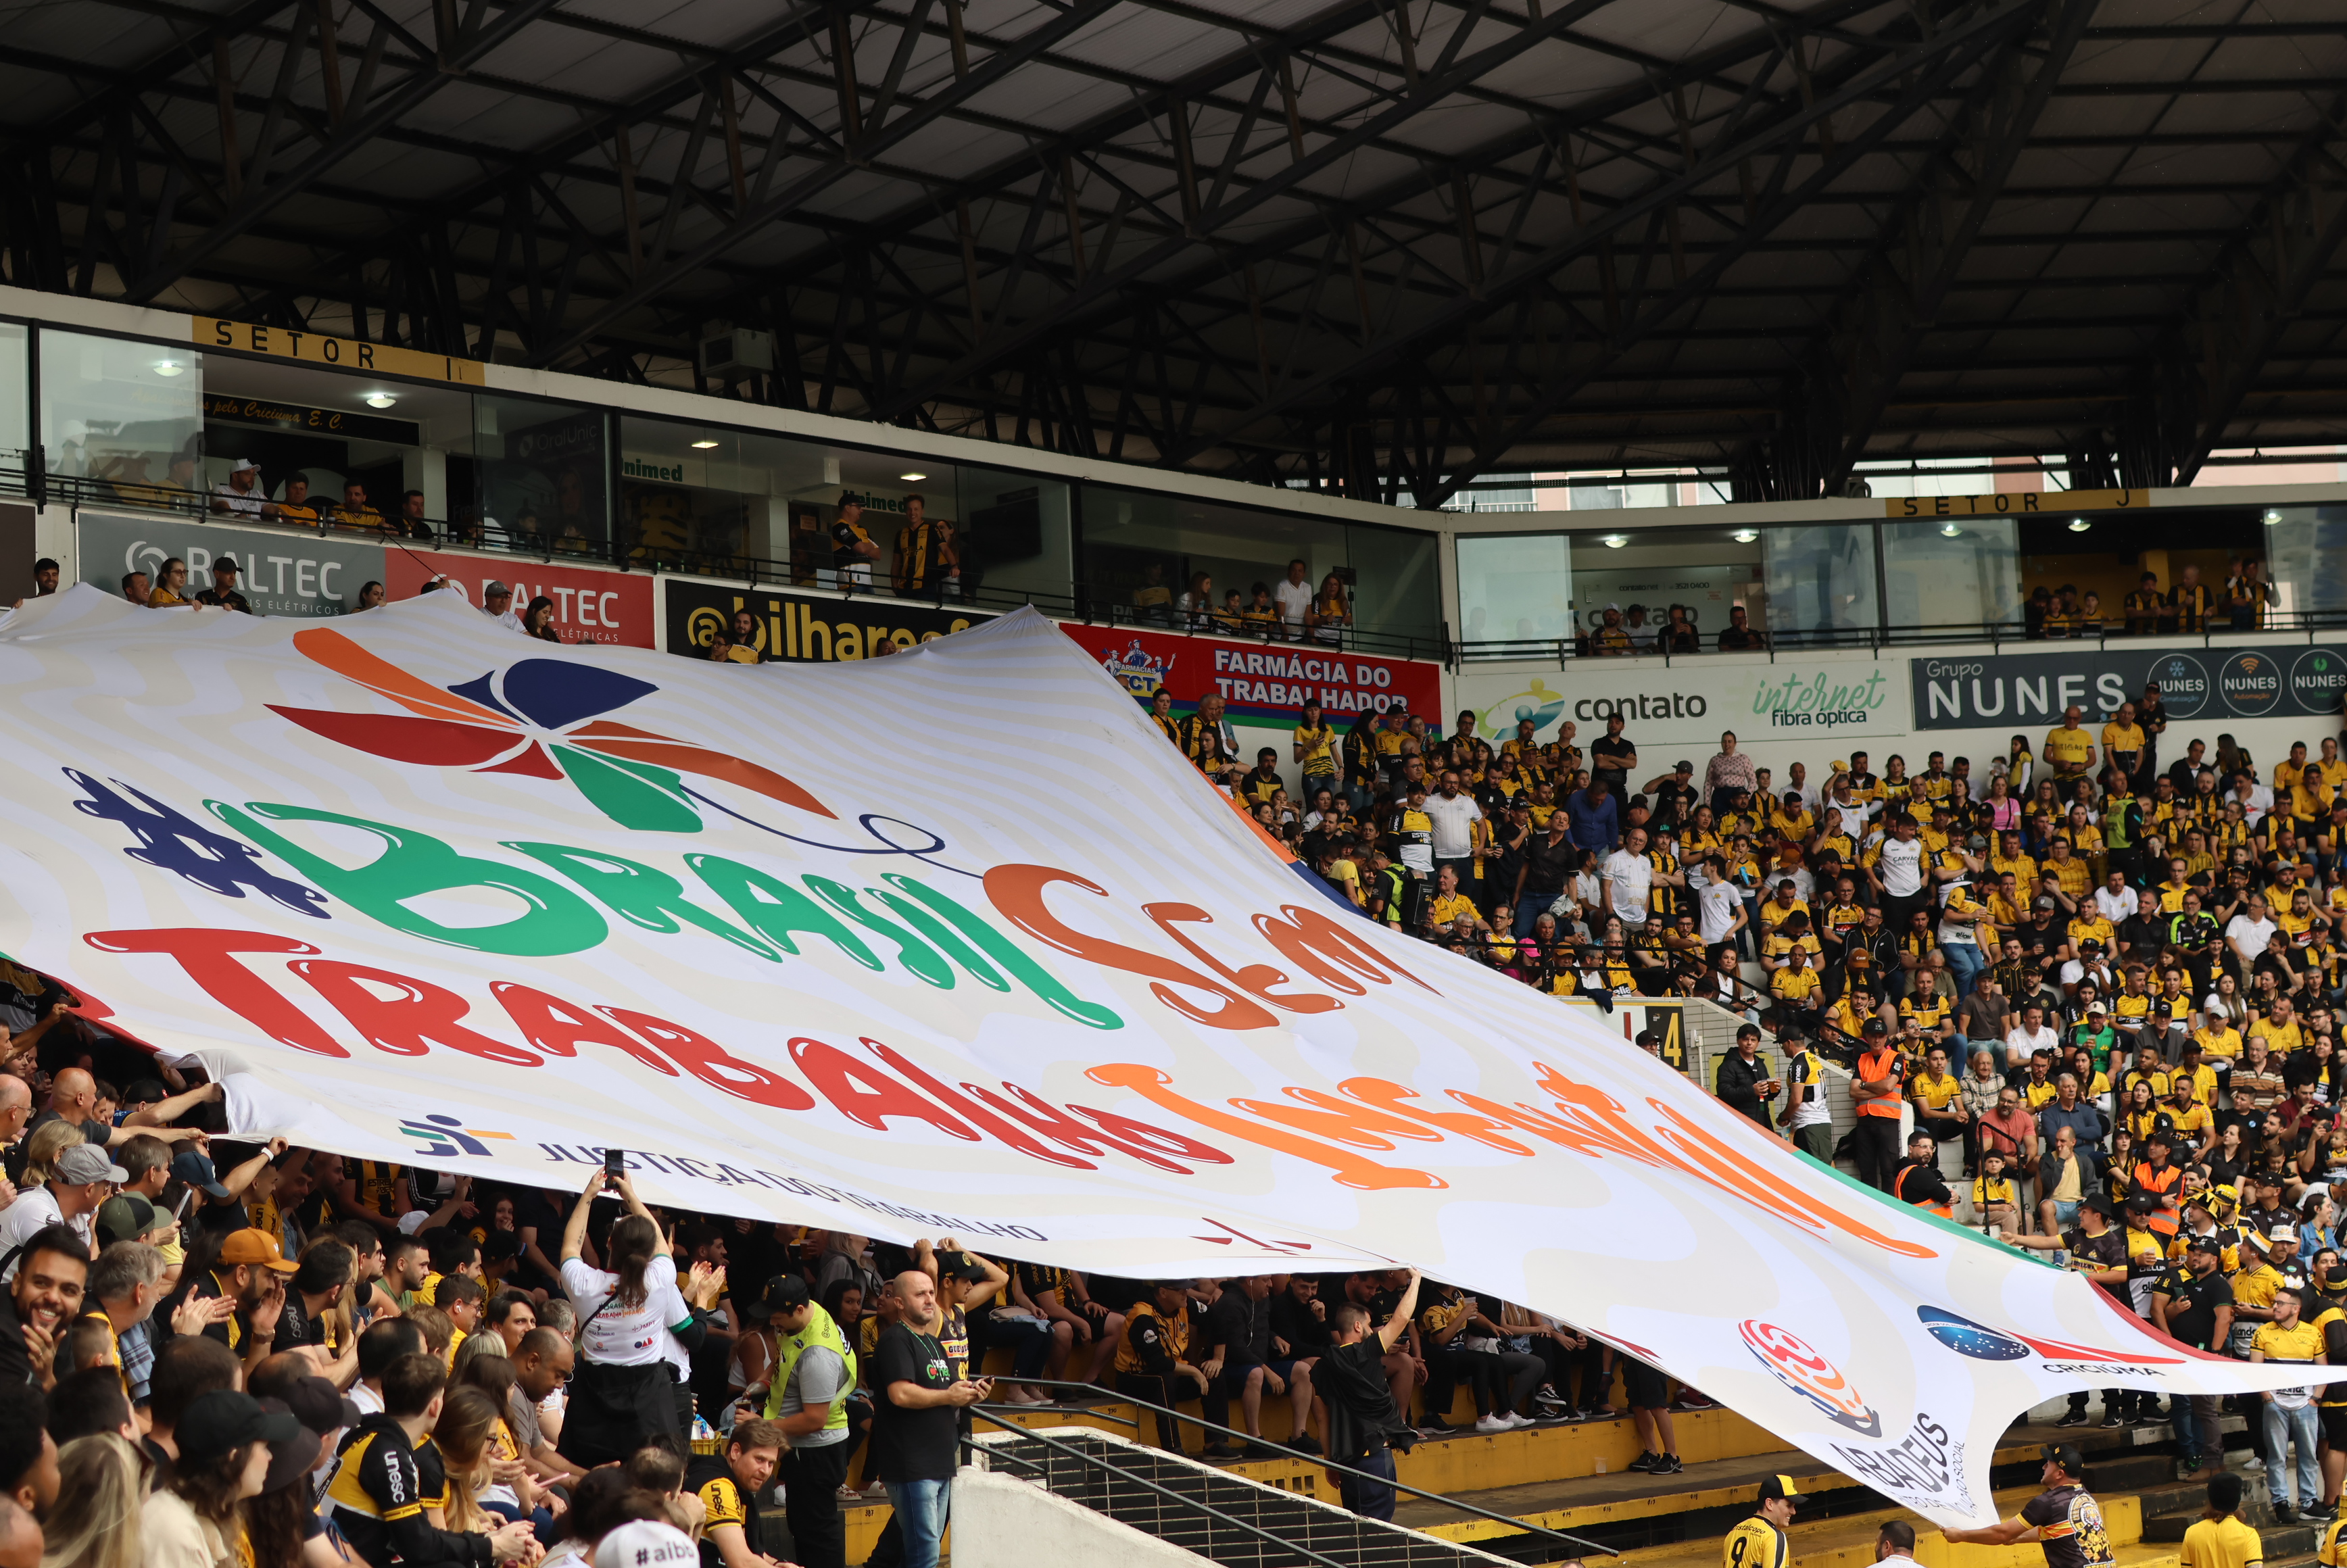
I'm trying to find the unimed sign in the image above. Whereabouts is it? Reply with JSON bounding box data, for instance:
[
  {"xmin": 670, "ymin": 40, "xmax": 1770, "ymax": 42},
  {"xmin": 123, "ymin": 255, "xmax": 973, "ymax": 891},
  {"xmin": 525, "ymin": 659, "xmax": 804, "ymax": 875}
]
[{"xmin": 1912, "ymin": 644, "xmax": 2347, "ymax": 729}]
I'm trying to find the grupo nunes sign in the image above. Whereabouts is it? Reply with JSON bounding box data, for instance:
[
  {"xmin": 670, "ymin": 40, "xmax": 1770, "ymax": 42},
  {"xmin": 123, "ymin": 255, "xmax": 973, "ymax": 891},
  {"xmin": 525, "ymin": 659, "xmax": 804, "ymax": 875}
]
[
  {"xmin": 1912, "ymin": 644, "xmax": 2347, "ymax": 729},
  {"xmin": 1059, "ymin": 623, "xmax": 1442, "ymax": 722}
]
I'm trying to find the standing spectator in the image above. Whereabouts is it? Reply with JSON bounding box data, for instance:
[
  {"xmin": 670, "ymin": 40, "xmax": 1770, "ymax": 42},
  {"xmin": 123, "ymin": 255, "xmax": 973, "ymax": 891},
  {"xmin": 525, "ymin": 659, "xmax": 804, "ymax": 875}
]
[
  {"xmin": 1714, "ymin": 1025, "xmax": 1780, "ymax": 1131},
  {"xmin": 1424, "ymin": 772, "xmax": 1486, "ymax": 893},
  {"xmin": 2251, "ymin": 1287, "xmax": 2323, "ymax": 1521},
  {"xmin": 2150, "ymin": 1240, "xmax": 2232, "ymax": 1477},
  {"xmin": 555, "ymin": 1169, "xmax": 697, "ymax": 1467},
  {"xmin": 1591, "ymin": 712, "xmax": 1637, "ymax": 799},
  {"xmin": 1942, "ymin": 1444, "xmax": 2110, "ymax": 1558},
  {"xmin": 1782, "ymin": 1036, "xmax": 1833, "ymax": 1161},
  {"xmin": 829, "ymin": 494, "xmax": 879, "ymax": 594},
  {"xmin": 1850, "ymin": 1021, "xmax": 1906, "ymax": 1191},
  {"xmin": 2043, "ymin": 706, "xmax": 2100, "ymax": 785},
  {"xmin": 1566, "ymin": 778, "xmax": 1620, "ymax": 856},
  {"xmin": 1311, "ymin": 1269, "xmax": 1422, "ymax": 1520},
  {"xmin": 871, "ymin": 1271, "xmax": 987, "ymax": 1568},
  {"xmin": 1703, "ymin": 733, "xmax": 1759, "ymax": 819},
  {"xmin": 1273, "ymin": 560, "xmax": 1315, "ymax": 640}
]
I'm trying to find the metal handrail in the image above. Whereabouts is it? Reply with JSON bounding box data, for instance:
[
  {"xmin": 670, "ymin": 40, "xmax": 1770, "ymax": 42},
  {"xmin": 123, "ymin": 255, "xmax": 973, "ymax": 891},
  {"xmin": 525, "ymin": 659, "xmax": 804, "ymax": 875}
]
[
  {"xmin": 1455, "ymin": 612, "xmax": 2347, "ymax": 665},
  {"xmin": 966, "ymin": 1413, "xmax": 1358, "ymax": 1568},
  {"xmin": 1009, "ymin": 1377, "xmax": 1614, "ymax": 1557}
]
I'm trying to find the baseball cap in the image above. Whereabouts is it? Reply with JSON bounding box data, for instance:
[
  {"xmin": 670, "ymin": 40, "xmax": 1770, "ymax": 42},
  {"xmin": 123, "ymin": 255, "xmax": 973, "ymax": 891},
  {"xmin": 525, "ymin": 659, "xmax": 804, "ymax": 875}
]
[
  {"xmin": 1758, "ymin": 1474, "xmax": 1801, "ymax": 1502},
  {"xmin": 1676, "ymin": 760, "xmax": 1694, "ymax": 773},
  {"xmin": 2035, "ymin": 896, "xmax": 2056, "ymax": 911},
  {"xmin": 229, "ymin": 458, "xmax": 260, "ymax": 474},
  {"xmin": 218, "ymin": 1228, "xmax": 299, "ymax": 1274},
  {"xmin": 938, "ymin": 1251, "xmax": 991, "ymax": 1284},
  {"xmin": 53, "ymin": 1144, "xmax": 130, "ymax": 1185},
  {"xmin": 176, "ymin": 1390, "xmax": 300, "ymax": 1465},
  {"xmin": 739, "ymin": 1274, "xmax": 813, "ymax": 1323},
  {"xmin": 2080, "ymin": 938, "xmax": 2104, "ymax": 952},
  {"xmin": 95, "ymin": 1194, "xmax": 164, "ymax": 1246},
  {"xmin": 2042, "ymin": 1442, "xmax": 2083, "ymax": 1477},
  {"xmin": 172, "ymin": 1148, "xmax": 232, "ymax": 1200},
  {"xmin": 270, "ymin": 1374, "xmax": 364, "ymax": 1436},
  {"xmin": 484, "ymin": 581, "xmax": 511, "ymax": 596},
  {"xmin": 2271, "ymin": 1223, "xmax": 2300, "ymax": 1242},
  {"xmin": 596, "ymin": 1519, "xmax": 698, "ymax": 1567},
  {"xmin": 257, "ymin": 1401, "xmax": 324, "ymax": 1496},
  {"xmin": 1863, "ymin": 1019, "xmax": 1888, "ymax": 1036}
]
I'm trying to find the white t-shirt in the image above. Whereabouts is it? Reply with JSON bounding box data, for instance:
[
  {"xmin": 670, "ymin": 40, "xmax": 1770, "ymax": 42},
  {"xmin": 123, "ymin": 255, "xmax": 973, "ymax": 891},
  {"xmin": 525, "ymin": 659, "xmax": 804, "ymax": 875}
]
[
  {"xmin": 2226, "ymin": 914, "xmax": 2278, "ymax": 968},
  {"xmin": 1603, "ymin": 850, "xmax": 1655, "ymax": 925},
  {"xmin": 1696, "ymin": 880, "xmax": 1741, "ymax": 944},
  {"xmin": 350, "ymin": 1381, "xmax": 385, "ymax": 1417},
  {"xmin": 0, "ymin": 1187, "xmax": 87, "ymax": 1282},
  {"xmin": 212, "ymin": 481, "xmax": 266, "ymax": 515},
  {"xmin": 1422, "ymin": 793, "xmax": 1484, "ymax": 860},
  {"xmin": 561, "ymin": 1255, "xmax": 689, "ymax": 1367},
  {"xmin": 2094, "ymin": 886, "xmax": 2138, "ymax": 923},
  {"xmin": 1874, "ymin": 837, "xmax": 1927, "ymax": 898},
  {"xmin": 2005, "ymin": 1023, "xmax": 2060, "ymax": 1060},
  {"xmin": 1274, "ymin": 578, "xmax": 1314, "ymax": 630}
]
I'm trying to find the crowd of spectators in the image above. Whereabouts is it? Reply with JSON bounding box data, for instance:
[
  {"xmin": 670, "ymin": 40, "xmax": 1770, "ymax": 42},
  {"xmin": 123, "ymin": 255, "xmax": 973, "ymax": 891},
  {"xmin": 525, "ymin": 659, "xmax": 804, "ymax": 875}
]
[
  {"xmin": 1551, "ymin": 560, "xmax": 2279, "ymax": 657},
  {"xmin": 1129, "ymin": 559, "xmax": 1355, "ymax": 646},
  {"xmin": 0, "ymin": 1009, "xmax": 1707, "ymax": 1567}
]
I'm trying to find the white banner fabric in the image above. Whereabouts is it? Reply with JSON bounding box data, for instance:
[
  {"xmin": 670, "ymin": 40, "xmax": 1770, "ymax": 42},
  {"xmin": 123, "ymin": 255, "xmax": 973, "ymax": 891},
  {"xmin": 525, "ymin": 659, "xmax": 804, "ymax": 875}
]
[{"xmin": 0, "ymin": 587, "xmax": 2323, "ymax": 1522}]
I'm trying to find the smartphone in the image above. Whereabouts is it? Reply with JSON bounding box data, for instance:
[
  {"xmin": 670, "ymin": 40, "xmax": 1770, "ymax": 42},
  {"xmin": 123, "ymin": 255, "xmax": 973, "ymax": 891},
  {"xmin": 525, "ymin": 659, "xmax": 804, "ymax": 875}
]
[{"xmin": 604, "ymin": 1146, "xmax": 625, "ymax": 1183}]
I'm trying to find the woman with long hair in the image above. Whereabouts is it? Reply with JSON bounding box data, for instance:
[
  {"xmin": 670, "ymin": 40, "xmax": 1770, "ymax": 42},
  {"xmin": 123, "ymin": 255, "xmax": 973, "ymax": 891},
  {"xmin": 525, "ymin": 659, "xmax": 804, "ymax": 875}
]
[
  {"xmin": 2206, "ymin": 969, "xmax": 2250, "ymax": 1031},
  {"xmin": 19, "ymin": 1119, "xmax": 83, "ymax": 1189},
  {"xmin": 41, "ymin": 1433, "xmax": 147, "ymax": 1568},
  {"xmin": 142, "ymin": 1391, "xmax": 291, "ymax": 1567},
  {"xmin": 241, "ymin": 1406, "xmax": 334, "ymax": 1568},
  {"xmin": 430, "ymin": 1386, "xmax": 506, "ymax": 1536},
  {"xmin": 456, "ymin": 1354, "xmax": 552, "ymax": 1527},
  {"xmin": 523, "ymin": 597, "xmax": 562, "ymax": 643},
  {"xmin": 556, "ymin": 1167, "xmax": 696, "ymax": 1467},
  {"xmin": 1983, "ymin": 773, "xmax": 2020, "ymax": 833},
  {"xmin": 1311, "ymin": 572, "xmax": 1351, "ymax": 646}
]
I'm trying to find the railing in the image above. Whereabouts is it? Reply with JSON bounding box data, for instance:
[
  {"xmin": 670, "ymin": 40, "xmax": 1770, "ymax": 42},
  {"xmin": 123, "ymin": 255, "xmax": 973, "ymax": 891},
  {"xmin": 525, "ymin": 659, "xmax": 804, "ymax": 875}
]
[
  {"xmin": 992, "ymin": 1378, "xmax": 1610, "ymax": 1560},
  {"xmin": 1455, "ymin": 611, "xmax": 2347, "ymax": 665},
  {"xmin": 12, "ymin": 466, "xmax": 1452, "ymax": 662}
]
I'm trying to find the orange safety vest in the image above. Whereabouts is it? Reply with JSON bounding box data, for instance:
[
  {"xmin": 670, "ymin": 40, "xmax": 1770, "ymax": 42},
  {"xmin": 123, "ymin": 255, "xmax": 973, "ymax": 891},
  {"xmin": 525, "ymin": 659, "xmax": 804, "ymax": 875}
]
[
  {"xmin": 2131, "ymin": 1162, "xmax": 2182, "ymax": 1235},
  {"xmin": 1894, "ymin": 1162, "xmax": 1954, "ymax": 1220},
  {"xmin": 1855, "ymin": 1048, "xmax": 1904, "ymax": 1118}
]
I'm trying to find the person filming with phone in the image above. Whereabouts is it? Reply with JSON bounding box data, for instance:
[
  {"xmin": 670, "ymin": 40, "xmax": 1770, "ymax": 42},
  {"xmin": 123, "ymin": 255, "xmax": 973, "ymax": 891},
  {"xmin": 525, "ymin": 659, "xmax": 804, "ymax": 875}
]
[
  {"xmin": 555, "ymin": 1158, "xmax": 711, "ymax": 1467},
  {"xmin": 872, "ymin": 1267, "xmax": 991, "ymax": 1568}
]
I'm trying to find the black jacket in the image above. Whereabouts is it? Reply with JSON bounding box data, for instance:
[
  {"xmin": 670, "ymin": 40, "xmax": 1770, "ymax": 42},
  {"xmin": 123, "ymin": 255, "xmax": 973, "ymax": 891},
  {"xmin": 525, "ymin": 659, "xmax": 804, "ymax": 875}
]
[{"xmin": 1714, "ymin": 1050, "xmax": 1776, "ymax": 1129}]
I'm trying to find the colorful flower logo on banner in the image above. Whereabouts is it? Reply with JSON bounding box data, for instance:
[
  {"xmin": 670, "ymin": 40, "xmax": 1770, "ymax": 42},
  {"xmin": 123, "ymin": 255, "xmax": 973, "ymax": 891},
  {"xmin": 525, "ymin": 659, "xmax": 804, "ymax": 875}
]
[
  {"xmin": 1737, "ymin": 1319, "xmax": 1883, "ymax": 1436},
  {"xmin": 268, "ymin": 627, "xmax": 832, "ymax": 832}
]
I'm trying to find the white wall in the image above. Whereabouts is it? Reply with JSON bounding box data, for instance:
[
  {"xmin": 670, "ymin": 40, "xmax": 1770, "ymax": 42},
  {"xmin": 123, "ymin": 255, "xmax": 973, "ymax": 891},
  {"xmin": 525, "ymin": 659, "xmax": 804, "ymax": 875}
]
[{"xmin": 952, "ymin": 1463, "xmax": 1209, "ymax": 1568}]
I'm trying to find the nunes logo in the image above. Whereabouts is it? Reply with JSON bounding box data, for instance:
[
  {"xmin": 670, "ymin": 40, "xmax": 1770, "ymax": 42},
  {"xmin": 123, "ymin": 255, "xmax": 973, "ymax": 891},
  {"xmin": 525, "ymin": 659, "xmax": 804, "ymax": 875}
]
[
  {"xmin": 395, "ymin": 1112, "xmax": 518, "ymax": 1158},
  {"xmin": 2219, "ymin": 652, "xmax": 2281, "ymax": 717},
  {"xmin": 1098, "ymin": 638, "xmax": 1175, "ymax": 700},
  {"xmin": 1919, "ymin": 1306, "xmax": 2183, "ymax": 1373},
  {"xmin": 2293, "ymin": 650, "xmax": 2347, "ymax": 712},
  {"xmin": 269, "ymin": 626, "xmax": 833, "ymax": 833},
  {"xmin": 1738, "ymin": 1320, "xmax": 1882, "ymax": 1436},
  {"xmin": 2149, "ymin": 653, "xmax": 2210, "ymax": 719}
]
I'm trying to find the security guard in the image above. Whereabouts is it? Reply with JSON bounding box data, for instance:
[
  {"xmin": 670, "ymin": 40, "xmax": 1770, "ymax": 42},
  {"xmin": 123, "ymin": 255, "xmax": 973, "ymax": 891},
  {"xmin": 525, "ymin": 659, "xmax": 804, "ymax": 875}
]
[
  {"xmin": 751, "ymin": 1276, "xmax": 857, "ymax": 1568},
  {"xmin": 1893, "ymin": 1131, "xmax": 1954, "ymax": 1219}
]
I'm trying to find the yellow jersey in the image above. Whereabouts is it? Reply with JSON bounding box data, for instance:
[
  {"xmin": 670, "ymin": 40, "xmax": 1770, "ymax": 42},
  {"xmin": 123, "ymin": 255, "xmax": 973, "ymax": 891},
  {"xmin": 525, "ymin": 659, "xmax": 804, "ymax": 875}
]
[{"xmin": 1723, "ymin": 1517, "xmax": 1790, "ymax": 1568}]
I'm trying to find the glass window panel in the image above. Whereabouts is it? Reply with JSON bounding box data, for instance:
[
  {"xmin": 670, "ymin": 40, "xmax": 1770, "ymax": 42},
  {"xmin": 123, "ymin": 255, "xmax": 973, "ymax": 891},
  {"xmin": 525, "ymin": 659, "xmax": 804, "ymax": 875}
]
[
  {"xmin": 1882, "ymin": 517, "xmax": 2020, "ymax": 630},
  {"xmin": 1080, "ymin": 484, "xmax": 1345, "ymax": 631},
  {"xmin": 1456, "ymin": 533, "xmax": 1570, "ymax": 643},
  {"xmin": 1564, "ymin": 526, "xmax": 1761, "ymax": 648},
  {"xmin": 40, "ymin": 330, "xmax": 203, "ymax": 504},
  {"xmin": 950, "ymin": 466, "xmax": 1070, "ymax": 607},
  {"xmin": 0, "ymin": 323, "xmax": 27, "ymax": 474},
  {"xmin": 470, "ymin": 394, "xmax": 608, "ymax": 557},
  {"xmin": 1761, "ymin": 524, "xmax": 1878, "ymax": 633},
  {"xmin": 1343, "ymin": 520, "xmax": 1441, "ymax": 654}
]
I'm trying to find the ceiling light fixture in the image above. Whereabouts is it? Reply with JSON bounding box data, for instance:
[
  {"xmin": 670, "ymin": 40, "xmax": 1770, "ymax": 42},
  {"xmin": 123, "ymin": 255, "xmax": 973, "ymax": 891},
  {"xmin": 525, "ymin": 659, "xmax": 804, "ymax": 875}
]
[
  {"xmin": 151, "ymin": 360, "xmax": 184, "ymax": 376},
  {"xmin": 1603, "ymin": 534, "xmax": 1628, "ymax": 549},
  {"xmin": 1731, "ymin": 529, "xmax": 1758, "ymax": 543},
  {"xmin": 1941, "ymin": 522, "xmax": 1961, "ymax": 537},
  {"xmin": 364, "ymin": 393, "xmax": 396, "ymax": 409},
  {"xmin": 2265, "ymin": 509, "xmax": 2284, "ymax": 524},
  {"xmin": 691, "ymin": 439, "xmax": 721, "ymax": 449},
  {"xmin": 899, "ymin": 471, "xmax": 927, "ymax": 482},
  {"xmin": 2068, "ymin": 518, "xmax": 2090, "ymax": 533}
]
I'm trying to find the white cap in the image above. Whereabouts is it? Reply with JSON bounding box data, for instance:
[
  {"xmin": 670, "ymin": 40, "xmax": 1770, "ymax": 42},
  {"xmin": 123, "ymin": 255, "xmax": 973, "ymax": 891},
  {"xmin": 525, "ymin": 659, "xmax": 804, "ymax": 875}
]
[
  {"xmin": 595, "ymin": 1519, "xmax": 698, "ymax": 1567},
  {"xmin": 231, "ymin": 458, "xmax": 261, "ymax": 473}
]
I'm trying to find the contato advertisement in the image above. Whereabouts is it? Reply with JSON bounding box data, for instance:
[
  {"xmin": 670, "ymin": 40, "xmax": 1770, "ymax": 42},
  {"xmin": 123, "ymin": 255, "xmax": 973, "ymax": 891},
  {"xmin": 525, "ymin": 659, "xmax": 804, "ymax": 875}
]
[
  {"xmin": 1458, "ymin": 656, "xmax": 1910, "ymax": 748},
  {"xmin": 664, "ymin": 578, "xmax": 998, "ymax": 663},
  {"xmin": 1059, "ymin": 624, "xmax": 1443, "ymax": 722},
  {"xmin": 387, "ymin": 550, "xmax": 654, "ymax": 648},
  {"xmin": 1910, "ymin": 644, "xmax": 2347, "ymax": 729},
  {"xmin": 77, "ymin": 512, "xmax": 385, "ymax": 618}
]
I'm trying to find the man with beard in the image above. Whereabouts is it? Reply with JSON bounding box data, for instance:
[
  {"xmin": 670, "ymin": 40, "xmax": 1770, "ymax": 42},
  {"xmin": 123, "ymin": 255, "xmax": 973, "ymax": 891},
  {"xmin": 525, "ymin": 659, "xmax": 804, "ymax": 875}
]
[
  {"xmin": 0, "ymin": 1225, "xmax": 85, "ymax": 1389},
  {"xmin": 178, "ymin": 1228, "xmax": 296, "ymax": 1377}
]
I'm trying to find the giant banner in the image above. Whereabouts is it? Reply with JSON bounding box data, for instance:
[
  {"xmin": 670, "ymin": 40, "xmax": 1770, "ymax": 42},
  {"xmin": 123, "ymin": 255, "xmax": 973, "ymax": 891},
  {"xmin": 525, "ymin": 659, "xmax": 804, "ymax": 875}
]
[{"xmin": 0, "ymin": 589, "xmax": 2320, "ymax": 1523}]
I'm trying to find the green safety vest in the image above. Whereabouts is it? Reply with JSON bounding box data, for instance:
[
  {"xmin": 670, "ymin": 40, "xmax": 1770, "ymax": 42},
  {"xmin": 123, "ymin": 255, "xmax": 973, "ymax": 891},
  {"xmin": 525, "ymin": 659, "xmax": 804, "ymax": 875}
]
[{"xmin": 765, "ymin": 1304, "xmax": 856, "ymax": 1435}]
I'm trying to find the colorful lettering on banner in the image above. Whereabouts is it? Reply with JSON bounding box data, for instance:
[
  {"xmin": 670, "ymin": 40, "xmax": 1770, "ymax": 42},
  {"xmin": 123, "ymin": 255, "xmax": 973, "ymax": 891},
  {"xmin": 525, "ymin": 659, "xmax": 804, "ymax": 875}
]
[
  {"xmin": 1057, "ymin": 623, "xmax": 1441, "ymax": 722},
  {"xmin": 0, "ymin": 586, "xmax": 2329, "ymax": 1531},
  {"xmin": 385, "ymin": 550, "xmax": 654, "ymax": 647}
]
